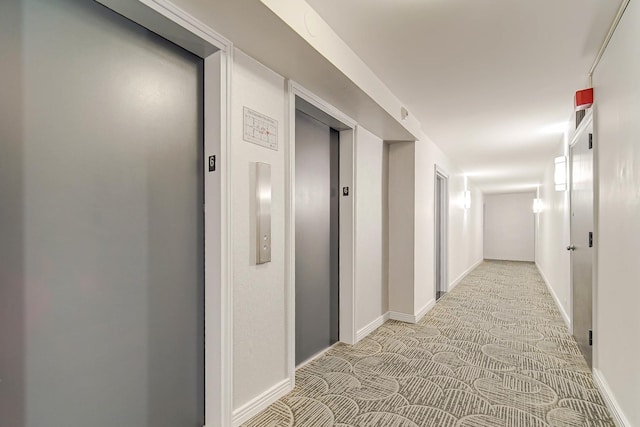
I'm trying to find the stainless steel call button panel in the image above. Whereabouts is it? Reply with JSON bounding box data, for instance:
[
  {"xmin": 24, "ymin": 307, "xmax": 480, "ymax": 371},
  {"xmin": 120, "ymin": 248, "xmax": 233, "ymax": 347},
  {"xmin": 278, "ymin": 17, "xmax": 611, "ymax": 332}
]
[{"xmin": 256, "ymin": 162, "xmax": 271, "ymax": 264}]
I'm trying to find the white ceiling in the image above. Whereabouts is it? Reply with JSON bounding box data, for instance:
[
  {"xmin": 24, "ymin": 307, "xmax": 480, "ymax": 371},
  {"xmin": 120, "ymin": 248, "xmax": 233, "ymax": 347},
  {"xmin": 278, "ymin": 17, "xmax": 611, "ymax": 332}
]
[
  {"xmin": 169, "ymin": 0, "xmax": 420, "ymax": 141},
  {"xmin": 305, "ymin": 0, "xmax": 620, "ymax": 193}
]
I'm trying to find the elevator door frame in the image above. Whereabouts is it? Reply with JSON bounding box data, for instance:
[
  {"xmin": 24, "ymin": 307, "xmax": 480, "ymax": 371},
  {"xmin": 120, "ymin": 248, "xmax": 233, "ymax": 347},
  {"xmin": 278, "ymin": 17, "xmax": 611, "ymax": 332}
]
[
  {"xmin": 94, "ymin": 1, "xmax": 232, "ymax": 425},
  {"xmin": 434, "ymin": 166, "xmax": 449, "ymax": 302},
  {"xmin": 287, "ymin": 81, "xmax": 357, "ymax": 386}
]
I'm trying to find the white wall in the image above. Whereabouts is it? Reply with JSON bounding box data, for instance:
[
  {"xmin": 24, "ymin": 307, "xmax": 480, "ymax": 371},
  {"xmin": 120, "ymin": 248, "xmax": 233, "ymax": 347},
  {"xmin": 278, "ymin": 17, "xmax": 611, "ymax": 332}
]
[
  {"xmin": 414, "ymin": 139, "xmax": 483, "ymax": 308},
  {"xmin": 443, "ymin": 155, "xmax": 484, "ymax": 291},
  {"xmin": 231, "ymin": 50, "xmax": 287, "ymax": 411},
  {"xmin": 535, "ymin": 142, "xmax": 571, "ymax": 327},
  {"xmin": 389, "ymin": 137, "xmax": 484, "ymax": 319},
  {"xmin": 229, "ymin": 48, "xmax": 405, "ymax": 419},
  {"xmin": 484, "ymin": 192, "xmax": 535, "ymax": 262},
  {"xmin": 388, "ymin": 142, "xmax": 415, "ymax": 316},
  {"xmin": 592, "ymin": 1, "xmax": 640, "ymax": 423},
  {"xmin": 230, "ymin": 51, "xmax": 396, "ymax": 416},
  {"xmin": 355, "ymin": 127, "xmax": 388, "ymax": 331},
  {"xmin": 413, "ymin": 140, "xmax": 436, "ymax": 313}
]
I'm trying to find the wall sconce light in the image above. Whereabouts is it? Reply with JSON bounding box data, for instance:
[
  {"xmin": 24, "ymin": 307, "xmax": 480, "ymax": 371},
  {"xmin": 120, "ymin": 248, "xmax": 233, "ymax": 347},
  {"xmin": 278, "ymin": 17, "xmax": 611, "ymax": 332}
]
[
  {"xmin": 554, "ymin": 156, "xmax": 567, "ymax": 191},
  {"xmin": 463, "ymin": 190, "xmax": 471, "ymax": 209},
  {"xmin": 533, "ymin": 198, "xmax": 542, "ymax": 214}
]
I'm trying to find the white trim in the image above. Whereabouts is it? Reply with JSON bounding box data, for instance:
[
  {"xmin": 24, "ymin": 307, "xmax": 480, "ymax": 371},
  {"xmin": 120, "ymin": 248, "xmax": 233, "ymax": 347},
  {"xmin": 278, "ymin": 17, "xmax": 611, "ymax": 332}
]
[
  {"xmin": 356, "ymin": 300, "xmax": 436, "ymax": 341},
  {"xmin": 389, "ymin": 311, "xmax": 417, "ymax": 323},
  {"xmin": 569, "ymin": 109, "xmax": 594, "ymax": 148},
  {"xmin": 97, "ymin": 0, "xmax": 232, "ymax": 55},
  {"xmin": 591, "ymin": 102, "xmax": 600, "ymax": 371},
  {"xmin": 592, "ymin": 369, "xmax": 631, "ymax": 427},
  {"xmin": 291, "ymin": 82, "xmax": 357, "ymax": 129},
  {"xmin": 285, "ymin": 80, "xmax": 297, "ymax": 390},
  {"xmin": 434, "ymin": 165, "xmax": 449, "ymax": 300},
  {"xmin": 588, "ymin": 0, "xmax": 631, "ymax": 82},
  {"xmin": 231, "ymin": 378, "xmax": 292, "ymax": 427},
  {"xmin": 221, "ymin": 47, "xmax": 234, "ymax": 427},
  {"xmin": 389, "ymin": 299, "xmax": 435, "ymax": 324},
  {"xmin": 356, "ymin": 302, "xmax": 436, "ymax": 339},
  {"xmin": 139, "ymin": 0, "xmax": 232, "ymax": 50},
  {"xmin": 350, "ymin": 126, "xmax": 358, "ymax": 345},
  {"xmin": 449, "ymin": 258, "xmax": 483, "ymax": 292},
  {"xmin": 415, "ymin": 299, "xmax": 436, "ymax": 323},
  {"xmin": 536, "ymin": 262, "xmax": 572, "ymax": 332},
  {"xmin": 434, "ymin": 165, "xmax": 449, "ymax": 180},
  {"xmin": 356, "ymin": 312, "xmax": 390, "ymax": 342}
]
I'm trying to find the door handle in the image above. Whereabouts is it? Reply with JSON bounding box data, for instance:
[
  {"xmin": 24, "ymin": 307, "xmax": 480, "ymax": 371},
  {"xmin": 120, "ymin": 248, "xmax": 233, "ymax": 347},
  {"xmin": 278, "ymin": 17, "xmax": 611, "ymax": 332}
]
[{"xmin": 566, "ymin": 245, "xmax": 576, "ymax": 251}]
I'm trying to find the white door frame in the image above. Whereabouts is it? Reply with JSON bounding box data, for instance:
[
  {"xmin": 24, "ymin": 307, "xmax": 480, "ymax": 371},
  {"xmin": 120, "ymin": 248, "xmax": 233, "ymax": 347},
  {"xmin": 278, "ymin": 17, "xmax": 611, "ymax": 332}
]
[
  {"xmin": 434, "ymin": 166, "xmax": 449, "ymax": 298},
  {"xmin": 568, "ymin": 109, "xmax": 594, "ymax": 366},
  {"xmin": 590, "ymin": 105, "xmax": 600, "ymax": 371},
  {"xmin": 286, "ymin": 80, "xmax": 358, "ymax": 385},
  {"xmin": 94, "ymin": 1, "xmax": 233, "ymax": 425}
]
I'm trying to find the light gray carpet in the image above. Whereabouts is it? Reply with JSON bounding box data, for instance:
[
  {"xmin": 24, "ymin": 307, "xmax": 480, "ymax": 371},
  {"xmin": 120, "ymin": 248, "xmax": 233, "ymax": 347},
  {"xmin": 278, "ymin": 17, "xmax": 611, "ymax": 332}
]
[{"xmin": 243, "ymin": 261, "xmax": 614, "ymax": 426}]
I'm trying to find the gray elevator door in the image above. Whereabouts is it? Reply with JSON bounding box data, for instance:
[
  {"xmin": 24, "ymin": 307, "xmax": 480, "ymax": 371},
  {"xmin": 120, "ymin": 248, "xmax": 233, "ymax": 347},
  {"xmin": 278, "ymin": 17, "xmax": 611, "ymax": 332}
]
[
  {"xmin": 570, "ymin": 128, "xmax": 594, "ymax": 367},
  {"xmin": 295, "ymin": 111, "xmax": 340, "ymax": 365},
  {"xmin": 0, "ymin": 0, "xmax": 204, "ymax": 426}
]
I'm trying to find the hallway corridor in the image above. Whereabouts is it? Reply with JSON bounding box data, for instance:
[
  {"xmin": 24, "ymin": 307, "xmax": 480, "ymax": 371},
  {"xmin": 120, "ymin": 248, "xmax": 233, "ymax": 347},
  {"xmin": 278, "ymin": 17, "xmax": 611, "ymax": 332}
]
[{"xmin": 243, "ymin": 261, "xmax": 614, "ymax": 426}]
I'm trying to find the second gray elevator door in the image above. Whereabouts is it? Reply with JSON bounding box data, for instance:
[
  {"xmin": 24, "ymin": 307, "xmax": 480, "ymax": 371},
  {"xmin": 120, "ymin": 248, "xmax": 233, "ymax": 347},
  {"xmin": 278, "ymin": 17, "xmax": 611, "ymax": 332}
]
[
  {"xmin": 295, "ymin": 111, "xmax": 339, "ymax": 365},
  {"xmin": 0, "ymin": 0, "xmax": 204, "ymax": 426}
]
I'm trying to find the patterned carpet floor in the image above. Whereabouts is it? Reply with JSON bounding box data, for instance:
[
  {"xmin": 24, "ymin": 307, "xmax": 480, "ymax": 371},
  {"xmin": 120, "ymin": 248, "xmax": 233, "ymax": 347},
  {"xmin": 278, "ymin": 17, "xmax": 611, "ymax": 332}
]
[{"xmin": 243, "ymin": 261, "xmax": 614, "ymax": 426}]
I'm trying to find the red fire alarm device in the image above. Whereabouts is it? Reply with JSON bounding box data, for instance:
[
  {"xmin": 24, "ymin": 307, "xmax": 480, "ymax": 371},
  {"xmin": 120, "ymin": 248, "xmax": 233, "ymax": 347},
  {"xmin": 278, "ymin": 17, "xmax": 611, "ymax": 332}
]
[{"xmin": 575, "ymin": 88, "xmax": 594, "ymax": 111}]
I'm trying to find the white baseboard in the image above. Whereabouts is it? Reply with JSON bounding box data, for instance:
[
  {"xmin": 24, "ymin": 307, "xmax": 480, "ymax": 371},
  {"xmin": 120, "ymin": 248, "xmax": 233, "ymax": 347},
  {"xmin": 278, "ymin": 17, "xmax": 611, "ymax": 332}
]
[
  {"xmin": 389, "ymin": 299, "xmax": 435, "ymax": 324},
  {"xmin": 232, "ymin": 378, "xmax": 292, "ymax": 426},
  {"xmin": 535, "ymin": 262, "xmax": 571, "ymax": 332},
  {"xmin": 415, "ymin": 298, "xmax": 435, "ymax": 322},
  {"xmin": 389, "ymin": 311, "xmax": 416, "ymax": 323},
  {"xmin": 449, "ymin": 258, "xmax": 483, "ymax": 291},
  {"xmin": 355, "ymin": 312, "xmax": 390, "ymax": 342},
  {"xmin": 592, "ymin": 368, "xmax": 631, "ymax": 427}
]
